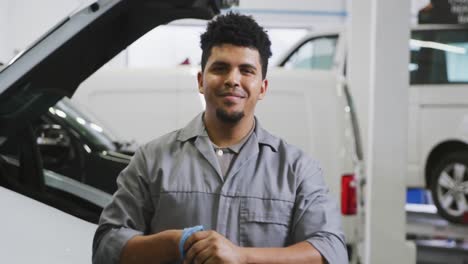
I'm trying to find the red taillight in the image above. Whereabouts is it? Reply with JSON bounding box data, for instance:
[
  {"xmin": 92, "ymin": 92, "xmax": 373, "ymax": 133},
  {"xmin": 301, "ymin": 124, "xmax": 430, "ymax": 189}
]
[{"xmin": 341, "ymin": 174, "xmax": 357, "ymax": 215}]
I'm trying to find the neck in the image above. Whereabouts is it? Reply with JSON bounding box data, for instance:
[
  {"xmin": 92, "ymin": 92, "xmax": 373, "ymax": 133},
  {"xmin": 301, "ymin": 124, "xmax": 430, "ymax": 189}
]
[{"xmin": 203, "ymin": 112, "xmax": 254, "ymax": 147}]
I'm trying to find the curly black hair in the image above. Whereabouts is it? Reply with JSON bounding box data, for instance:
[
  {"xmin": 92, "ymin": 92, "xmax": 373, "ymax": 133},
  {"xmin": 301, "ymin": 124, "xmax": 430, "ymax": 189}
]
[{"xmin": 200, "ymin": 12, "xmax": 272, "ymax": 79}]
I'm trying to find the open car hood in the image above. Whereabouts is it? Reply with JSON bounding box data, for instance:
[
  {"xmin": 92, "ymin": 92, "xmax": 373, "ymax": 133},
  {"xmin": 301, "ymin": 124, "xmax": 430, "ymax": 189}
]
[{"xmin": 0, "ymin": 0, "xmax": 235, "ymax": 138}]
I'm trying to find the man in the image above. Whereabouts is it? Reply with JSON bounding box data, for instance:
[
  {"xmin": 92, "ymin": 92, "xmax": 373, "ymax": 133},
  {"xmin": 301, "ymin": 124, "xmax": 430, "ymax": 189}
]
[{"xmin": 93, "ymin": 13, "xmax": 347, "ymax": 264}]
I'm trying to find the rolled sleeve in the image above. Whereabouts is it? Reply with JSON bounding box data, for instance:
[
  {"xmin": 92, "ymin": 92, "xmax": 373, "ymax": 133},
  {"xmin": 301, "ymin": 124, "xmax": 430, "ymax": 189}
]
[
  {"xmin": 92, "ymin": 148, "xmax": 155, "ymax": 264},
  {"xmin": 93, "ymin": 226, "xmax": 143, "ymax": 264},
  {"xmin": 291, "ymin": 158, "xmax": 348, "ymax": 264}
]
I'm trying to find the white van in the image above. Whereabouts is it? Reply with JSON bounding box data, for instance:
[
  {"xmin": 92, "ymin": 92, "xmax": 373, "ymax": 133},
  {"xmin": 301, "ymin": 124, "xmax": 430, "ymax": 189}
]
[
  {"xmin": 278, "ymin": 24, "xmax": 468, "ymax": 224},
  {"xmin": 73, "ymin": 51, "xmax": 364, "ymax": 261}
]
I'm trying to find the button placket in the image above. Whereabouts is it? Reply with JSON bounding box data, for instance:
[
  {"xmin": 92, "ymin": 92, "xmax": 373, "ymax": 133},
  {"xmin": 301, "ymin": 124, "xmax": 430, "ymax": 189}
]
[{"xmin": 215, "ymin": 195, "xmax": 228, "ymax": 236}]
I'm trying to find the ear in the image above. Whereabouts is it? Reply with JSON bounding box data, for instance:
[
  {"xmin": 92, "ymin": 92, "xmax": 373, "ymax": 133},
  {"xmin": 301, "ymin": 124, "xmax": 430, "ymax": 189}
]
[
  {"xmin": 197, "ymin": 71, "xmax": 204, "ymax": 94},
  {"xmin": 258, "ymin": 79, "xmax": 268, "ymax": 100}
]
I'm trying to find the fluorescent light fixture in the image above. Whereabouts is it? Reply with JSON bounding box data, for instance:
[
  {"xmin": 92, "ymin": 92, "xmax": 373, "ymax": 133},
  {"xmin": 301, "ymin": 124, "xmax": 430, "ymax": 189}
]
[
  {"xmin": 83, "ymin": 144, "xmax": 92, "ymax": 153},
  {"xmin": 55, "ymin": 109, "xmax": 67, "ymax": 118},
  {"xmin": 409, "ymin": 63, "xmax": 419, "ymax": 71},
  {"xmin": 76, "ymin": 117, "xmax": 86, "ymax": 125},
  {"xmin": 90, "ymin": 123, "xmax": 103, "ymax": 133},
  {"xmin": 410, "ymin": 39, "xmax": 466, "ymax": 54}
]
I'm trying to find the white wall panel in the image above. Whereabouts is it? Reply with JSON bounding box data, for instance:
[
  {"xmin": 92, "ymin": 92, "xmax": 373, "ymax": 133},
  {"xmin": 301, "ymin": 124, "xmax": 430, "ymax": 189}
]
[
  {"xmin": 234, "ymin": 0, "xmax": 346, "ymax": 28},
  {"xmin": 0, "ymin": 0, "xmax": 10, "ymax": 64},
  {"xmin": 7, "ymin": 0, "xmax": 79, "ymax": 58},
  {"xmin": 3, "ymin": 0, "xmax": 346, "ymax": 69},
  {"xmin": 1, "ymin": 0, "xmax": 431, "ymax": 68}
]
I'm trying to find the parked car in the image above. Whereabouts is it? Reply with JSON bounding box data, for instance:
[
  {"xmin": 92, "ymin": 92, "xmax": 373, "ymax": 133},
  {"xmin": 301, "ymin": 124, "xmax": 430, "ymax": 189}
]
[
  {"xmin": 0, "ymin": 0, "xmax": 231, "ymax": 262},
  {"xmin": 277, "ymin": 24, "xmax": 468, "ymax": 223}
]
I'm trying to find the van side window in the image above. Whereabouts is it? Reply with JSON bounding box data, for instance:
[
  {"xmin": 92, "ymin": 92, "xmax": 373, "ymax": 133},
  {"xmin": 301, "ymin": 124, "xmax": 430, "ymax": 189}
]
[
  {"xmin": 410, "ymin": 29, "xmax": 468, "ymax": 84},
  {"xmin": 283, "ymin": 36, "xmax": 338, "ymax": 70}
]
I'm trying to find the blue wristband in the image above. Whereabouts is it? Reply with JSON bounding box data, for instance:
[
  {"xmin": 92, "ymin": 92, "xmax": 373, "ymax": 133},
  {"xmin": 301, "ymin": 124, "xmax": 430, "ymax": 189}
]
[{"xmin": 179, "ymin": 225, "xmax": 204, "ymax": 260}]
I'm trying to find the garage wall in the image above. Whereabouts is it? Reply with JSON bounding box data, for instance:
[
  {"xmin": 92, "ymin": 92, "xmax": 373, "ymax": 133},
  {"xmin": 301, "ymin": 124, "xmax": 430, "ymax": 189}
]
[
  {"xmin": 2, "ymin": 0, "xmax": 80, "ymax": 64},
  {"xmin": 1, "ymin": 0, "xmax": 431, "ymax": 68},
  {"xmin": 2, "ymin": 0, "xmax": 346, "ymax": 69},
  {"xmin": 127, "ymin": 0, "xmax": 348, "ymax": 68},
  {"xmin": 237, "ymin": 0, "xmax": 346, "ymax": 28},
  {"xmin": 127, "ymin": 24, "xmax": 309, "ymax": 68},
  {"xmin": 0, "ymin": 0, "xmax": 10, "ymax": 65}
]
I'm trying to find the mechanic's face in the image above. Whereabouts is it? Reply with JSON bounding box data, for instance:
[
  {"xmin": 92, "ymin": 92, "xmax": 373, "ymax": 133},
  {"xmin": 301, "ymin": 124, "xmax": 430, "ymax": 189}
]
[{"xmin": 198, "ymin": 44, "xmax": 268, "ymax": 124}]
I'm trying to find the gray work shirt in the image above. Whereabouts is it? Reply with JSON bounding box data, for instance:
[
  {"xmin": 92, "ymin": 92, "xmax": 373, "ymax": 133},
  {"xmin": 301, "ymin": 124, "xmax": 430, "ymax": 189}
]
[
  {"xmin": 93, "ymin": 113, "xmax": 348, "ymax": 264},
  {"xmin": 212, "ymin": 120, "xmax": 254, "ymax": 177}
]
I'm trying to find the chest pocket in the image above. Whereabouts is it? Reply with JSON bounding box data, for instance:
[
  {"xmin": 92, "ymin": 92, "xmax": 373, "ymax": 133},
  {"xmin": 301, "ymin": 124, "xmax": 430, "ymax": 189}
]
[{"xmin": 239, "ymin": 198, "xmax": 294, "ymax": 247}]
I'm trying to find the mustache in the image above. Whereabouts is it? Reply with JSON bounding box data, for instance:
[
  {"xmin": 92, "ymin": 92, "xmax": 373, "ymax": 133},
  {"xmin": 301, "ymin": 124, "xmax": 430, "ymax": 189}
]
[{"xmin": 216, "ymin": 88, "xmax": 247, "ymax": 98}]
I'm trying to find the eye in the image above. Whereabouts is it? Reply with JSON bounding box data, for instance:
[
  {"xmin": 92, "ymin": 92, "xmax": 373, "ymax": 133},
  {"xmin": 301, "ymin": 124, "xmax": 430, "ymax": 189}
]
[
  {"xmin": 210, "ymin": 65, "xmax": 227, "ymax": 73},
  {"xmin": 241, "ymin": 68, "xmax": 255, "ymax": 75}
]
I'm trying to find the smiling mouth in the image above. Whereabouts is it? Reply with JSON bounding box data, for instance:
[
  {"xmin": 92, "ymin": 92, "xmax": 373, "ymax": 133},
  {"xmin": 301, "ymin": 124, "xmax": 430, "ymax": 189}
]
[
  {"xmin": 222, "ymin": 95, "xmax": 243, "ymax": 104},
  {"xmin": 218, "ymin": 94, "xmax": 245, "ymax": 106},
  {"xmin": 221, "ymin": 94, "xmax": 244, "ymax": 99},
  {"xmin": 219, "ymin": 91, "xmax": 246, "ymax": 98}
]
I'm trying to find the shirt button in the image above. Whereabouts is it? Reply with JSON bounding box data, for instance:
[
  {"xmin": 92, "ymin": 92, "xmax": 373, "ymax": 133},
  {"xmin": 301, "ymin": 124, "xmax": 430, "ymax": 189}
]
[{"xmin": 217, "ymin": 149, "xmax": 223, "ymax": 156}]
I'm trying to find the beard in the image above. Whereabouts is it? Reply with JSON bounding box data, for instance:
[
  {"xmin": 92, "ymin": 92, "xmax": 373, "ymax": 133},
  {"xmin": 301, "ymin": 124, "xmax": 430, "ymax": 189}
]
[{"xmin": 216, "ymin": 108, "xmax": 245, "ymax": 123}]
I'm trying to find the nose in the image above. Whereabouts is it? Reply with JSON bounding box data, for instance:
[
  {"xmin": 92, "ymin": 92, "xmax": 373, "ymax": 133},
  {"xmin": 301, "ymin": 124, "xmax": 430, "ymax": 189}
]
[{"xmin": 224, "ymin": 68, "xmax": 241, "ymax": 87}]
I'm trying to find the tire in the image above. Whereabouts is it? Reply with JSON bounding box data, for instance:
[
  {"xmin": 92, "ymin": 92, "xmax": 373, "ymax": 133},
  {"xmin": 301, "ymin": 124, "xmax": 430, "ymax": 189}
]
[{"xmin": 430, "ymin": 151, "xmax": 468, "ymax": 224}]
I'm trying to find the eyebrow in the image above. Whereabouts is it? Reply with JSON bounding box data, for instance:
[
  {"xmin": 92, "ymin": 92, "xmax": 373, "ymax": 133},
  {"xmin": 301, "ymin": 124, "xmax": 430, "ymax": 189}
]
[
  {"xmin": 209, "ymin": 61, "xmax": 258, "ymax": 71},
  {"xmin": 209, "ymin": 61, "xmax": 229, "ymax": 68},
  {"xmin": 239, "ymin": 63, "xmax": 257, "ymax": 71}
]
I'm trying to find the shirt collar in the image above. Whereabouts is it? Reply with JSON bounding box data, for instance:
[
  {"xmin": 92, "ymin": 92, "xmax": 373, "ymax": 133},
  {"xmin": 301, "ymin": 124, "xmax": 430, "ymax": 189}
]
[
  {"xmin": 211, "ymin": 120, "xmax": 255, "ymax": 154},
  {"xmin": 177, "ymin": 112, "xmax": 279, "ymax": 152}
]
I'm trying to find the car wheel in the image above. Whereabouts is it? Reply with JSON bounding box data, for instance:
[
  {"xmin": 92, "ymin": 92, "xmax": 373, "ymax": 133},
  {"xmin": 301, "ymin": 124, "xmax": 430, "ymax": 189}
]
[{"xmin": 430, "ymin": 151, "xmax": 468, "ymax": 223}]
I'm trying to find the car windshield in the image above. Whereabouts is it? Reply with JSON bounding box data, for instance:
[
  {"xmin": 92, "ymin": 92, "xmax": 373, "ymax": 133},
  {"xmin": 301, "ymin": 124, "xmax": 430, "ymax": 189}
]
[{"xmin": 50, "ymin": 97, "xmax": 119, "ymax": 151}]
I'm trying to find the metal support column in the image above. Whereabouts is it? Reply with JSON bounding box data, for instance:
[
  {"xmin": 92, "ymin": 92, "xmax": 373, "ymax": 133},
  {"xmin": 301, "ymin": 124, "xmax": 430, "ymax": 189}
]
[{"xmin": 347, "ymin": 0, "xmax": 416, "ymax": 263}]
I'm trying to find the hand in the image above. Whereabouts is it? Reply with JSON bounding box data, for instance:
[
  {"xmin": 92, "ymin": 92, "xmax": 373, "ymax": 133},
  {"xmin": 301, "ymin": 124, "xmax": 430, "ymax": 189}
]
[{"xmin": 183, "ymin": 230, "xmax": 246, "ymax": 264}]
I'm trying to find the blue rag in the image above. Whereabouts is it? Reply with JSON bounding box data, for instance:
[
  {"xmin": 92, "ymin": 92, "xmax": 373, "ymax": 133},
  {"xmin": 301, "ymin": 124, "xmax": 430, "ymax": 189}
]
[{"xmin": 179, "ymin": 225, "xmax": 204, "ymax": 260}]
